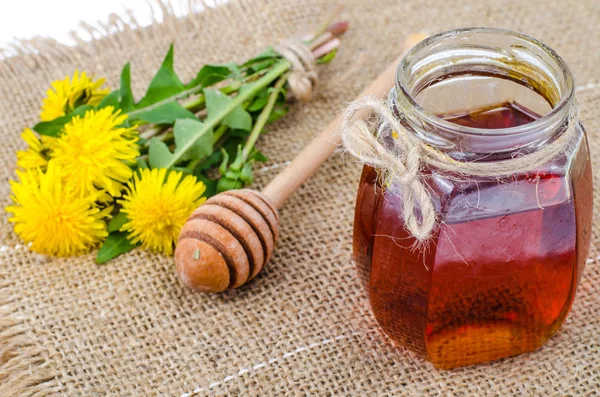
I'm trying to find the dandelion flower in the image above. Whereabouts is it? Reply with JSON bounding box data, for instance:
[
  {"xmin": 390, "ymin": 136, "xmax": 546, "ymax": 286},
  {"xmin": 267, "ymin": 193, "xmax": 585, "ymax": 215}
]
[
  {"xmin": 40, "ymin": 70, "xmax": 109, "ymax": 121},
  {"xmin": 51, "ymin": 106, "xmax": 139, "ymax": 197},
  {"xmin": 16, "ymin": 128, "xmax": 49, "ymax": 171},
  {"xmin": 6, "ymin": 161, "xmax": 110, "ymax": 257},
  {"xmin": 120, "ymin": 168, "xmax": 207, "ymax": 255}
]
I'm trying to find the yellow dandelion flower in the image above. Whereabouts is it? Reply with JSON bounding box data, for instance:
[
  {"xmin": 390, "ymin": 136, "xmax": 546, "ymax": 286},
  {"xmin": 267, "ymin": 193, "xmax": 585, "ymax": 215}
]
[
  {"xmin": 120, "ymin": 168, "xmax": 207, "ymax": 255},
  {"xmin": 51, "ymin": 106, "xmax": 139, "ymax": 197},
  {"xmin": 16, "ymin": 128, "xmax": 50, "ymax": 171},
  {"xmin": 41, "ymin": 135, "xmax": 58, "ymax": 150},
  {"xmin": 40, "ymin": 70, "xmax": 109, "ymax": 121},
  {"xmin": 6, "ymin": 161, "xmax": 110, "ymax": 257}
]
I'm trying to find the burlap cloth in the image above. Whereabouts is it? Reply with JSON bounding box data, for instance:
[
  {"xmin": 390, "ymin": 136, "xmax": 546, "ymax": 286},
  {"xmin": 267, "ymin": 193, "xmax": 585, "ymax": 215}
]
[{"xmin": 1, "ymin": 0, "xmax": 599, "ymax": 395}]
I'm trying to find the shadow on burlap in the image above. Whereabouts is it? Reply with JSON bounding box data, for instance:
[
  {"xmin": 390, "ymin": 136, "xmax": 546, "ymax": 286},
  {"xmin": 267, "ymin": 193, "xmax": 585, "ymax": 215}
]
[{"xmin": 0, "ymin": 0, "xmax": 599, "ymax": 395}]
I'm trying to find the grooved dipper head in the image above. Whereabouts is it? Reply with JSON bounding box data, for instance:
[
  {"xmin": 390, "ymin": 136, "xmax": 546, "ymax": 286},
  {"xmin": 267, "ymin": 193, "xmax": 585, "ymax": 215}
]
[{"xmin": 175, "ymin": 189, "xmax": 279, "ymax": 292}]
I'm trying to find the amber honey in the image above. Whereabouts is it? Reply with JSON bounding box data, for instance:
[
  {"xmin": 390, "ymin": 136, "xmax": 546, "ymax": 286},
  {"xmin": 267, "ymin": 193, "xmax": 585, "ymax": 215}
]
[{"xmin": 353, "ymin": 102, "xmax": 593, "ymax": 368}]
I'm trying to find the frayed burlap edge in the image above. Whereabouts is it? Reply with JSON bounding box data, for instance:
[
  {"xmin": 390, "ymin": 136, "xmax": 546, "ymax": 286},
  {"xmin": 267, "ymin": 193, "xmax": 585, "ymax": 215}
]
[{"xmin": 0, "ymin": 271, "xmax": 60, "ymax": 396}]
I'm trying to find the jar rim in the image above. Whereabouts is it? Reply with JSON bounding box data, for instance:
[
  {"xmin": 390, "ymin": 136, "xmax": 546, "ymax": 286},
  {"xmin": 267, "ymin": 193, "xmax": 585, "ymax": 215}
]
[{"xmin": 395, "ymin": 27, "xmax": 575, "ymax": 138}]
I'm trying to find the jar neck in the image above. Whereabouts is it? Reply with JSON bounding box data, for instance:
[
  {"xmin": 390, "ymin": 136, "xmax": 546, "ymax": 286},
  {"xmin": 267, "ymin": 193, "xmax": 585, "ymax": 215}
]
[{"xmin": 392, "ymin": 28, "xmax": 575, "ymax": 162}]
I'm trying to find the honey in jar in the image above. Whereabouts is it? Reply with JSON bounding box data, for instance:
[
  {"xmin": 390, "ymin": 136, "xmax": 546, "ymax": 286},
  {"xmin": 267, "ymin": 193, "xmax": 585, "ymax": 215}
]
[{"xmin": 353, "ymin": 28, "xmax": 593, "ymax": 369}]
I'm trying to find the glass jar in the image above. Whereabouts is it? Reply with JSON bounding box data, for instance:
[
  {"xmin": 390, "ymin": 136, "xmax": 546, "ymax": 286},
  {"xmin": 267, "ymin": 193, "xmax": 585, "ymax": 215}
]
[{"xmin": 353, "ymin": 28, "xmax": 593, "ymax": 369}]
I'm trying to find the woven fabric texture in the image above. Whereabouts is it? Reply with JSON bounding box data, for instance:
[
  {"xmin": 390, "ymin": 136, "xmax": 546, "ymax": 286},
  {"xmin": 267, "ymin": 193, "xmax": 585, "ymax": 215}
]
[{"xmin": 1, "ymin": 0, "xmax": 599, "ymax": 395}]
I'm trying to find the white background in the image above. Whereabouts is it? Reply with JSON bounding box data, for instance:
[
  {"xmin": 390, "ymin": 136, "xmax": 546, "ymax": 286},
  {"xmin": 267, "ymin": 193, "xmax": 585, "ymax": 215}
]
[{"xmin": 0, "ymin": 0, "xmax": 215, "ymax": 50}]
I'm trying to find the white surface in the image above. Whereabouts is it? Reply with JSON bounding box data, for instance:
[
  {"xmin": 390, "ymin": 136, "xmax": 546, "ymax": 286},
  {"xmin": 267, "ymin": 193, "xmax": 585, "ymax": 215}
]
[{"xmin": 0, "ymin": 0, "xmax": 218, "ymax": 50}]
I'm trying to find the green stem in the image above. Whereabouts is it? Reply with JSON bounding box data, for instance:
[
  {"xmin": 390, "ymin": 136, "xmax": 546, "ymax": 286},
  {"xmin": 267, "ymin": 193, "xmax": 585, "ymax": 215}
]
[
  {"xmin": 163, "ymin": 59, "xmax": 291, "ymax": 169},
  {"xmin": 213, "ymin": 124, "xmax": 229, "ymax": 143},
  {"xmin": 140, "ymin": 125, "xmax": 165, "ymax": 140},
  {"xmin": 187, "ymin": 158, "xmax": 201, "ymax": 170},
  {"xmin": 242, "ymin": 74, "xmax": 288, "ymax": 160},
  {"xmin": 158, "ymin": 131, "xmax": 174, "ymax": 143}
]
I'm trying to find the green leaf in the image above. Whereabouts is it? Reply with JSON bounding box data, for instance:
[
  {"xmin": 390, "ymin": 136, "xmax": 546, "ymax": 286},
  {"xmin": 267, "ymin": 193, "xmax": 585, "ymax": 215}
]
[
  {"xmin": 249, "ymin": 149, "xmax": 268, "ymax": 162},
  {"xmin": 215, "ymin": 146, "xmax": 267, "ymax": 194},
  {"xmin": 205, "ymin": 89, "xmax": 252, "ymax": 131},
  {"xmin": 216, "ymin": 176, "xmax": 244, "ymax": 193},
  {"xmin": 248, "ymin": 58, "xmax": 277, "ymax": 73},
  {"xmin": 217, "ymin": 145, "xmax": 249, "ymax": 193},
  {"xmin": 107, "ymin": 212, "xmax": 129, "ymax": 233},
  {"xmin": 241, "ymin": 48, "xmax": 279, "ymax": 68},
  {"xmin": 119, "ymin": 63, "xmax": 135, "ymax": 112},
  {"xmin": 148, "ymin": 138, "xmax": 174, "ymax": 168},
  {"xmin": 229, "ymin": 128, "xmax": 251, "ymax": 138},
  {"xmin": 136, "ymin": 157, "xmax": 149, "ymax": 169},
  {"xmin": 224, "ymin": 63, "xmax": 243, "ymax": 81},
  {"xmin": 270, "ymin": 85, "xmax": 286, "ymax": 97},
  {"xmin": 136, "ymin": 44, "xmax": 185, "ymax": 108},
  {"xmin": 173, "ymin": 118, "xmax": 213, "ymax": 161},
  {"xmin": 248, "ymin": 89, "xmax": 269, "ymax": 111},
  {"xmin": 249, "ymin": 86, "xmax": 284, "ymax": 112},
  {"xmin": 267, "ymin": 105, "xmax": 288, "ymax": 124},
  {"xmin": 237, "ymin": 82, "xmax": 257, "ymax": 98},
  {"xmin": 147, "ymin": 119, "xmax": 214, "ymax": 169},
  {"xmin": 173, "ymin": 167, "xmax": 193, "ymax": 175},
  {"xmin": 96, "ymin": 231, "xmax": 137, "ymax": 264},
  {"xmin": 242, "ymin": 49, "xmax": 280, "ymax": 73},
  {"xmin": 196, "ymin": 150, "xmax": 224, "ymax": 172},
  {"xmin": 239, "ymin": 162, "xmax": 254, "ymax": 182},
  {"xmin": 218, "ymin": 148, "xmax": 230, "ymax": 175},
  {"xmin": 132, "ymin": 101, "xmax": 196, "ymax": 124},
  {"xmin": 97, "ymin": 90, "xmax": 120, "ymax": 109},
  {"xmin": 161, "ymin": 59, "xmax": 291, "ymax": 170},
  {"xmin": 317, "ymin": 49, "xmax": 338, "ymax": 65},
  {"xmin": 222, "ymin": 137, "xmax": 245, "ymax": 160},
  {"xmin": 33, "ymin": 105, "xmax": 93, "ymax": 137},
  {"xmin": 186, "ymin": 64, "xmax": 231, "ymax": 89},
  {"xmin": 147, "ymin": 119, "xmax": 214, "ymax": 168}
]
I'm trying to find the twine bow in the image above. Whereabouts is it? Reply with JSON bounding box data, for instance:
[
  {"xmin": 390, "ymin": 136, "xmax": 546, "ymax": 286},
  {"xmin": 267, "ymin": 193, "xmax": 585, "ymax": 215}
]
[
  {"xmin": 341, "ymin": 96, "xmax": 580, "ymax": 241},
  {"xmin": 274, "ymin": 38, "xmax": 318, "ymax": 102}
]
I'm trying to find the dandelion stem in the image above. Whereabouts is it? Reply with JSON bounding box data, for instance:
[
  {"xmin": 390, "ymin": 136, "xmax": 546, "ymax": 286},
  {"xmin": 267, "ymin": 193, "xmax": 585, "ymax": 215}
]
[
  {"xmin": 242, "ymin": 74, "xmax": 288, "ymax": 160},
  {"xmin": 213, "ymin": 124, "xmax": 229, "ymax": 143},
  {"xmin": 140, "ymin": 125, "xmax": 167, "ymax": 140}
]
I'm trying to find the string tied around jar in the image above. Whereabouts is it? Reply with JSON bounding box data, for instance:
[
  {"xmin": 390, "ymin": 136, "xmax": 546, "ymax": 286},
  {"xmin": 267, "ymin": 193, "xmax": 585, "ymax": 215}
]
[
  {"xmin": 274, "ymin": 38, "xmax": 318, "ymax": 102},
  {"xmin": 340, "ymin": 96, "xmax": 580, "ymax": 241}
]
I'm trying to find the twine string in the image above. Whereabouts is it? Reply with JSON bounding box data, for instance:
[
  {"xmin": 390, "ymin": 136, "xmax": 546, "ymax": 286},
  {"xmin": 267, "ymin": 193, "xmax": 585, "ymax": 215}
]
[
  {"xmin": 341, "ymin": 96, "xmax": 580, "ymax": 241},
  {"xmin": 274, "ymin": 38, "xmax": 318, "ymax": 102}
]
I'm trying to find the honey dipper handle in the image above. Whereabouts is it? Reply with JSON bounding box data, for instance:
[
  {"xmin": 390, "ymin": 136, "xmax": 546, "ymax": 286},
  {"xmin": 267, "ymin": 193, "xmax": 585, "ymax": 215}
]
[{"xmin": 262, "ymin": 34, "xmax": 425, "ymax": 209}]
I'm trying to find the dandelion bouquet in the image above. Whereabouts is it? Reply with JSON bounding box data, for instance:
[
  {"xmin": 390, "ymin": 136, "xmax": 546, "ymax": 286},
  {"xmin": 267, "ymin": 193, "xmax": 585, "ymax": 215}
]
[{"xmin": 6, "ymin": 16, "xmax": 348, "ymax": 264}]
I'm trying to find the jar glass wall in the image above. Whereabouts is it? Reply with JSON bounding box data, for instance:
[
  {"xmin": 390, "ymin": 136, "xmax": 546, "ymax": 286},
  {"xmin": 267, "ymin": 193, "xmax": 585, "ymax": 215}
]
[{"xmin": 353, "ymin": 28, "xmax": 593, "ymax": 369}]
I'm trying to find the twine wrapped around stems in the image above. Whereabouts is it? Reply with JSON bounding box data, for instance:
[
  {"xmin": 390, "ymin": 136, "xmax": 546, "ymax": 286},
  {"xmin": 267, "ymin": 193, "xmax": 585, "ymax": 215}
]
[
  {"xmin": 341, "ymin": 96, "xmax": 580, "ymax": 240},
  {"xmin": 274, "ymin": 38, "xmax": 318, "ymax": 102}
]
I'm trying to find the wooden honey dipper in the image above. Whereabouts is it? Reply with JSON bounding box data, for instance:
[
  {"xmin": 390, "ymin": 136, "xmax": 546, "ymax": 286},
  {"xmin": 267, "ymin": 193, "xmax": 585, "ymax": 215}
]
[{"xmin": 175, "ymin": 34, "xmax": 427, "ymax": 292}]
